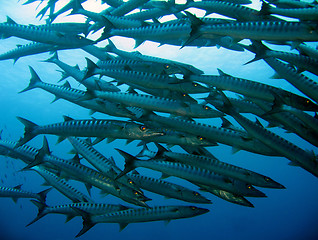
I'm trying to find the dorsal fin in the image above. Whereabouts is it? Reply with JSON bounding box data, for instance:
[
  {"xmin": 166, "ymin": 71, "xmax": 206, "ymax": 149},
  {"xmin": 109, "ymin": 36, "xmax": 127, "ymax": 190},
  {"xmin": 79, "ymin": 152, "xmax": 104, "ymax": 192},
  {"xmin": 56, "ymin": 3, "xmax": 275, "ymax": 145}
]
[{"xmin": 63, "ymin": 115, "xmax": 74, "ymax": 122}]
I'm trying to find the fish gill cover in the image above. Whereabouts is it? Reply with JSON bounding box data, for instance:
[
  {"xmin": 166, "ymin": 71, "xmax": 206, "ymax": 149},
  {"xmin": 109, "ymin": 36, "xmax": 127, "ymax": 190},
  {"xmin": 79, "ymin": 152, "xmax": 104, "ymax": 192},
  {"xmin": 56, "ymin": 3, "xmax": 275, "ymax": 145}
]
[{"xmin": 0, "ymin": 0, "xmax": 317, "ymax": 240}]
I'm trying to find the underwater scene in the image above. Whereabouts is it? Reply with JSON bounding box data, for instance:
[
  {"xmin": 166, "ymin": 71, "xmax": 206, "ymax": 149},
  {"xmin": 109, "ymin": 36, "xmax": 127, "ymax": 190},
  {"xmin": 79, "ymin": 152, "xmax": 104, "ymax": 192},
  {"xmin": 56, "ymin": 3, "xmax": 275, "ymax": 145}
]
[{"xmin": 0, "ymin": 0, "xmax": 318, "ymax": 239}]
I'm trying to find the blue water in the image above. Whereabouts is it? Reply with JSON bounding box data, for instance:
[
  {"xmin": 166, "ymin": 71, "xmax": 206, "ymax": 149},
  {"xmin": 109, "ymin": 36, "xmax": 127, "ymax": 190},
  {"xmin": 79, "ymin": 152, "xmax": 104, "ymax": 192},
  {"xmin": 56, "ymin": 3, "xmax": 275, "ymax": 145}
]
[{"xmin": 0, "ymin": 1, "xmax": 318, "ymax": 240}]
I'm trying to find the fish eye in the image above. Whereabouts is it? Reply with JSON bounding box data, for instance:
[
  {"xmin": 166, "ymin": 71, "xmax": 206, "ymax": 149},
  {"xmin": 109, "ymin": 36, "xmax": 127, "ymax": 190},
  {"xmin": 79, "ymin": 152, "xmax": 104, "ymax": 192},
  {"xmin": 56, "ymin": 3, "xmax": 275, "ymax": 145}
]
[
  {"xmin": 197, "ymin": 136, "xmax": 204, "ymax": 141},
  {"xmin": 192, "ymin": 191, "xmax": 199, "ymax": 196},
  {"xmin": 134, "ymin": 191, "xmax": 139, "ymax": 196},
  {"xmin": 190, "ymin": 206, "xmax": 197, "ymax": 210},
  {"xmin": 192, "ymin": 82, "xmax": 198, "ymax": 87},
  {"xmin": 182, "ymin": 93, "xmax": 187, "ymax": 97},
  {"xmin": 246, "ymin": 184, "xmax": 252, "ymax": 189},
  {"xmin": 164, "ymin": 64, "xmax": 170, "ymax": 69},
  {"xmin": 128, "ymin": 179, "xmax": 134, "ymax": 184},
  {"xmin": 306, "ymin": 100, "xmax": 310, "ymax": 105},
  {"xmin": 264, "ymin": 177, "xmax": 270, "ymax": 182},
  {"xmin": 204, "ymin": 105, "xmax": 210, "ymax": 110},
  {"xmin": 77, "ymin": 36, "xmax": 83, "ymax": 39},
  {"xmin": 140, "ymin": 125, "xmax": 147, "ymax": 131}
]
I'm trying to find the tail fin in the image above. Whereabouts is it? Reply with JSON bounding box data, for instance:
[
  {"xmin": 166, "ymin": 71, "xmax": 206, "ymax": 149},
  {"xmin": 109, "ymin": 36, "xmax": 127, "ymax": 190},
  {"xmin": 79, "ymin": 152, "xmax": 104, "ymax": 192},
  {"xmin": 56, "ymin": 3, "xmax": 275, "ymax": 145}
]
[
  {"xmin": 115, "ymin": 149, "xmax": 138, "ymax": 180},
  {"xmin": 42, "ymin": 51, "xmax": 59, "ymax": 63},
  {"xmin": 19, "ymin": 66, "xmax": 43, "ymax": 93},
  {"xmin": 104, "ymin": 39, "xmax": 117, "ymax": 53},
  {"xmin": 16, "ymin": 117, "xmax": 38, "ymax": 147},
  {"xmin": 22, "ymin": 136, "xmax": 50, "ymax": 170},
  {"xmin": 37, "ymin": 187, "xmax": 52, "ymax": 203},
  {"xmin": 83, "ymin": 57, "xmax": 99, "ymax": 81},
  {"xmin": 26, "ymin": 200, "xmax": 48, "ymax": 227},
  {"xmin": 70, "ymin": 207, "xmax": 96, "ymax": 238}
]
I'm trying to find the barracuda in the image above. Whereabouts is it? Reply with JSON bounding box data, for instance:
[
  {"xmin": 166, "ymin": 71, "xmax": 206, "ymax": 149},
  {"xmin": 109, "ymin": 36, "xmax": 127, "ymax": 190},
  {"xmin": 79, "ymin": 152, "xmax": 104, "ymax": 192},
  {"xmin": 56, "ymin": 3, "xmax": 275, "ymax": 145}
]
[
  {"xmin": 128, "ymin": 171, "xmax": 211, "ymax": 203},
  {"xmin": 153, "ymin": 144, "xmax": 284, "ymax": 189},
  {"xmin": 16, "ymin": 115, "xmax": 164, "ymax": 147},
  {"xmin": 84, "ymin": 59, "xmax": 210, "ymax": 94},
  {"xmin": 110, "ymin": 0, "xmax": 150, "ymax": 16},
  {"xmin": 198, "ymin": 185, "xmax": 254, "ymax": 207},
  {"xmin": 27, "ymin": 200, "xmax": 128, "ymax": 226},
  {"xmin": 189, "ymin": 68, "xmax": 318, "ymax": 111},
  {"xmin": 67, "ymin": 137, "xmax": 143, "ymax": 193},
  {"xmin": 141, "ymin": 112, "xmax": 280, "ymax": 156},
  {"xmin": 81, "ymin": 45, "xmax": 115, "ymax": 61},
  {"xmin": 43, "ymin": 52, "xmax": 120, "ymax": 92},
  {"xmin": 200, "ymin": 20, "xmax": 318, "ymax": 42},
  {"xmin": 27, "ymin": 137, "xmax": 150, "ymax": 207},
  {"xmin": 92, "ymin": 91, "xmax": 224, "ymax": 118},
  {"xmin": 0, "ymin": 17, "xmax": 93, "ymax": 47},
  {"xmin": 188, "ymin": 0, "xmax": 270, "ymax": 21},
  {"xmin": 116, "ymin": 149, "xmax": 266, "ymax": 197},
  {"xmin": 19, "ymin": 66, "xmax": 134, "ymax": 118},
  {"xmin": 260, "ymin": 1, "xmax": 318, "ymax": 21},
  {"xmin": 263, "ymin": 57, "xmax": 318, "ymax": 104},
  {"xmin": 0, "ymin": 42, "xmax": 68, "ymax": 63},
  {"xmin": 31, "ymin": 166, "xmax": 93, "ymax": 203},
  {"xmin": 217, "ymin": 92, "xmax": 318, "ymax": 178},
  {"xmin": 74, "ymin": 205, "xmax": 209, "ymax": 237},
  {"xmin": 0, "ymin": 184, "xmax": 51, "ymax": 203},
  {"xmin": 103, "ymin": 39, "xmax": 203, "ymax": 75},
  {"xmin": 250, "ymin": 97, "xmax": 318, "ymax": 147},
  {"xmin": 84, "ymin": 57, "xmax": 175, "ymax": 78}
]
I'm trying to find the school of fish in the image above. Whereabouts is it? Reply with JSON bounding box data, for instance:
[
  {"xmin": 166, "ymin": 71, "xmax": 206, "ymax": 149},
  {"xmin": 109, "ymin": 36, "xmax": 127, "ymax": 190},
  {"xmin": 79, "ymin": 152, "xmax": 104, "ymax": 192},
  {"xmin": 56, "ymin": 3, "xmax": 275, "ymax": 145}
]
[{"xmin": 0, "ymin": 0, "xmax": 317, "ymax": 237}]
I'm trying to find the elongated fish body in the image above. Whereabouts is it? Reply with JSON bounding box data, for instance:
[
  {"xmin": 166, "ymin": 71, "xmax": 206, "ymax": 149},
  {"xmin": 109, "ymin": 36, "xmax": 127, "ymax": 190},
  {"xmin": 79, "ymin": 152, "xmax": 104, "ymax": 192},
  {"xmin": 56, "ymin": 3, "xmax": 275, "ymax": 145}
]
[
  {"xmin": 43, "ymin": 52, "xmax": 120, "ymax": 92},
  {"xmin": 145, "ymin": 113, "xmax": 279, "ymax": 156},
  {"xmin": 125, "ymin": 8, "xmax": 174, "ymax": 21},
  {"xmin": 32, "ymin": 138, "xmax": 150, "ymax": 207},
  {"xmin": 296, "ymin": 42, "xmax": 318, "ymax": 60},
  {"xmin": 75, "ymin": 205, "xmax": 209, "ymax": 236},
  {"xmin": 278, "ymin": 105, "xmax": 318, "ymax": 135},
  {"xmin": 128, "ymin": 172, "xmax": 211, "ymax": 203},
  {"xmin": 188, "ymin": 0, "xmax": 267, "ymax": 21},
  {"xmin": 156, "ymin": 149, "xmax": 284, "ymax": 188},
  {"xmin": 117, "ymin": 150, "xmax": 266, "ymax": 197},
  {"xmin": 110, "ymin": 0, "xmax": 150, "ymax": 16},
  {"xmin": 19, "ymin": 67, "xmax": 134, "ymax": 118},
  {"xmin": 0, "ymin": 42, "xmax": 67, "ymax": 63},
  {"xmin": 102, "ymin": 0, "xmax": 124, "ymax": 8},
  {"xmin": 260, "ymin": 1, "xmax": 318, "ymax": 21},
  {"xmin": 86, "ymin": 58, "xmax": 173, "ymax": 77},
  {"xmin": 67, "ymin": 137, "xmax": 142, "ymax": 193},
  {"xmin": 104, "ymin": 39, "xmax": 203, "ymax": 75},
  {"xmin": 0, "ymin": 185, "xmax": 50, "ymax": 203},
  {"xmin": 31, "ymin": 166, "xmax": 93, "ymax": 203},
  {"xmin": 36, "ymin": 22, "xmax": 91, "ymax": 35},
  {"xmin": 248, "ymin": 46, "xmax": 318, "ymax": 76},
  {"xmin": 103, "ymin": 15, "xmax": 146, "ymax": 29},
  {"xmin": 94, "ymin": 91, "xmax": 223, "ymax": 118},
  {"xmin": 200, "ymin": 21, "xmax": 318, "ymax": 42},
  {"xmin": 251, "ymin": 98, "xmax": 318, "ymax": 147},
  {"xmin": 198, "ymin": 184, "xmax": 253, "ymax": 207},
  {"xmin": 263, "ymin": 57, "xmax": 318, "ymax": 103},
  {"xmin": 140, "ymin": 128, "xmax": 218, "ymax": 147},
  {"xmin": 125, "ymin": 84, "xmax": 197, "ymax": 104},
  {"xmin": 0, "ymin": 17, "xmax": 93, "ymax": 47},
  {"xmin": 27, "ymin": 200, "xmax": 128, "ymax": 226},
  {"xmin": 266, "ymin": 0, "xmax": 318, "ymax": 9},
  {"xmin": 108, "ymin": 22, "xmax": 192, "ymax": 42},
  {"xmin": 16, "ymin": 116, "xmax": 163, "ymax": 146},
  {"xmin": 81, "ymin": 45, "xmax": 115, "ymax": 61},
  {"xmin": 223, "ymin": 105, "xmax": 318, "ymax": 178},
  {"xmin": 189, "ymin": 70, "xmax": 318, "ymax": 111},
  {"xmin": 0, "ymin": 138, "xmax": 39, "ymax": 164},
  {"xmin": 89, "ymin": 67, "xmax": 209, "ymax": 94},
  {"xmin": 205, "ymin": 91, "xmax": 266, "ymax": 116}
]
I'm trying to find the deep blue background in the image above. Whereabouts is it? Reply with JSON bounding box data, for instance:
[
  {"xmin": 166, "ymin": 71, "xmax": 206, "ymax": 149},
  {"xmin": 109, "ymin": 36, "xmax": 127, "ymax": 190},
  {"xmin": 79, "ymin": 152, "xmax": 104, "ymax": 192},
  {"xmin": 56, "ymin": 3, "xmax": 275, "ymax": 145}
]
[{"xmin": 0, "ymin": 1, "xmax": 318, "ymax": 240}]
